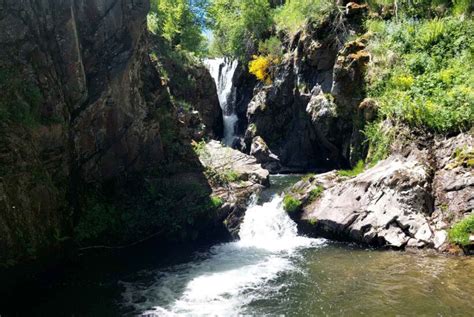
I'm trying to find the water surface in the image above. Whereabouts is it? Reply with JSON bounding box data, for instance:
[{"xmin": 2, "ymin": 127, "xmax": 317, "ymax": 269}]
[{"xmin": 2, "ymin": 175, "xmax": 473, "ymax": 316}]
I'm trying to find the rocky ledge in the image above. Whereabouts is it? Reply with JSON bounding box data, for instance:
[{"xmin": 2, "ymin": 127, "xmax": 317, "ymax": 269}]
[
  {"xmin": 287, "ymin": 132, "xmax": 473, "ymax": 253},
  {"xmin": 197, "ymin": 140, "xmax": 270, "ymax": 237}
]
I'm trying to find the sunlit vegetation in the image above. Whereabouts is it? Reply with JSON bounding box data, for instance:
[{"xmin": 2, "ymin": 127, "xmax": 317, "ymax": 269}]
[
  {"xmin": 283, "ymin": 194, "xmax": 302, "ymax": 213},
  {"xmin": 249, "ymin": 55, "xmax": 274, "ymax": 84},
  {"xmin": 207, "ymin": 0, "xmax": 273, "ymax": 60},
  {"xmin": 274, "ymin": 0, "xmax": 335, "ymax": 34},
  {"xmin": 149, "ymin": 0, "xmax": 208, "ymax": 55},
  {"xmin": 337, "ymin": 160, "xmax": 365, "ymax": 177},
  {"xmin": 307, "ymin": 186, "xmax": 324, "ymax": 203},
  {"xmin": 366, "ymin": 16, "xmax": 473, "ymax": 134},
  {"xmin": 448, "ymin": 214, "xmax": 474, "ymax": 247}
]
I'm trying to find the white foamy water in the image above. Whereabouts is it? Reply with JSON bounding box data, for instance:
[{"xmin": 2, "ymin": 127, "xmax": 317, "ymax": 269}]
[
  {"xmin": 121, "ymin": 196, "xmax": 325, "ymax": 316},
  {"xmin": 204, "ymin": 58, "xmax": 239, "ymax": 146}
]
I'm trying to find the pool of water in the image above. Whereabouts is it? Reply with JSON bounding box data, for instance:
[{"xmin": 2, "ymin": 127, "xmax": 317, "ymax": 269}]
[{"xmin": 2, "ymin": 175, "xmax": 473, "ymax": 316}]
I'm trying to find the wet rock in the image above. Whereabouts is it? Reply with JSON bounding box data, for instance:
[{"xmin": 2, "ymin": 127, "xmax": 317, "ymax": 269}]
[
  {"xmin": 250, "ymin": 136, "xmax": 281, "ymax": 173},
  {"xmin": 198, "ymin": 141, "xmax": 270, "ymax": 237}
]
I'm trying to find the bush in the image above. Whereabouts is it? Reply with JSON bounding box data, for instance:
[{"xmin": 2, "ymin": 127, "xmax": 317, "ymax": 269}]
[
  {"xmin": 337, "ymin": 160, "xmax": 365, "ymax": 177},
  {"xmin": 204, "ymin": 167, "xmax": 241, "ymax": 186},
  {"xmin": 208, "ymin": 0, "xmax": 273, "ymax": 60},
  {"xmin": 274, "ymin": 0, "xmax": 335, "ymax": 34},
  {"xmin": 363, "ymin": 121, "xmax": 394, "ymax": 166},
  {"xmin": 366, "ymin": 0, "xmax": 472, "ymax": 18},
  {"xmin": 308, "ymin": 186, "xmax": 324, "ymax": 202},
  {"xmin": 283, "ymin": 194, "xmax": 302, "ymax": 213},
  {"xmin": 258, "ymin": 36, "xmax": 283, "ymax": 57},
  {"xmin": 448, "ymin": 214, "xmax": 474, "ymax": 247},
  {"xmin": 249, "ymin": 55, "xmax": 275, "ymax": 84},
  {"xmin": 210, "ymin": 196, "xmax": 224, "ymax": 208},
  {"xmin": 366, "ymin": 17, "xmax": 474, "ymax": 134},
  {"xmin": 149, "ymin": 0, "xmax": 207, "ymax": 55}
]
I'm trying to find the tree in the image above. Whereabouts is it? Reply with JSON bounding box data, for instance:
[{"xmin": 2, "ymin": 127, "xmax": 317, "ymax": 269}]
[
  {"xmin": 150, "ymin": 0, "xmax": 207, "ymax": 54},
  {"xmin": 208, "ymin": 0, "xmax": 274, "ymax": 61}
]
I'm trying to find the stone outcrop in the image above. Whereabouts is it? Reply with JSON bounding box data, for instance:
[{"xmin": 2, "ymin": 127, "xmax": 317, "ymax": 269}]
[
  {"xmin": 250, "ymin": 136, "xmax": 281, "ymax": 173},
  {"xmin": 150, "ymin": 36, "xmax": 223, "ymax": 139},
  {"xmin": 198, "ymin": 140, "xmax": 270, "ymax": 237},
  {"xmin": 288, "ymin": 132, "xmax": 474, "ymax": 252}
]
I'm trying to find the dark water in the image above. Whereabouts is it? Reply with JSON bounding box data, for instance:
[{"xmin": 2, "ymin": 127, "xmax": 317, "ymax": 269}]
[{"xmin": 2, "ymin": 175, "xmax": 473, "ymax": 316}]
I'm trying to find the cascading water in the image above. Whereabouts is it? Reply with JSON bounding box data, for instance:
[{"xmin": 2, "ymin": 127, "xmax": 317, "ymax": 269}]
[
  {"xmin": 121, "ymin": 195, "xmax": 325, "ymax": 316},
  {"xmin": 204, "ymin": 58, "xmax": 239, "ymax": 146}
]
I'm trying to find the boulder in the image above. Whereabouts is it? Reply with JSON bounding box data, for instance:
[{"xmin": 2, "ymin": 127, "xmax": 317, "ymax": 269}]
[
  {"xmin": 296, "ymin": 152, "xmax": 435, "ymax": 249},
  {"xmin": 291, "ymin": 132, "xmax": 474, "ymax": 252},
  {"xmin": 198, "ymin": 141, "xmax": 270, "ymax": 237},
  {"xmin": 250, "ymin": 136, "xmax": 281, "ymax": 173}
]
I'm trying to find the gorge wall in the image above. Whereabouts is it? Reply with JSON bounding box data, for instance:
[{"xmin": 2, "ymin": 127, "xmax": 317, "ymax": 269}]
[
  {"xmin": 242, "ymin": 5, "xmax": 370, "ymax": 173},
  {"xmin": 0, "ymin": 0, "xmax": 225, "ymax": 268}
]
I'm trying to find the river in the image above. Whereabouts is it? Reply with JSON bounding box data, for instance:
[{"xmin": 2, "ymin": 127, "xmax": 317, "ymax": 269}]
[{"xmin": 2, "ymin": 175, "xmax": 473, "ymax": 316}]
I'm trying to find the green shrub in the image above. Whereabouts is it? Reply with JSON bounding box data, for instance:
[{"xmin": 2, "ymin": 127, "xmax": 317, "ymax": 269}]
[
  {"xmin": 366, "ymin": 0, "xmax": 472, "ymax": 17},
  {"xmin": 363, "ymin": 121, "xmax": 394, "ymax": 166},
  {"xmin": 447, "ymin": 146, "xmax": 474, "ymax": 169},
  {"xmin": 274, "ymin": 0, "xmax": 335, "ymax": 34},
  {"xmin": 338, "ymin": 160, "xmax": 365, "ymax": 177},
  {"xmin": 302, "ymin": 173, "xmax": 315, "ymax": 182},
  {"xmin": 308, "ymin": 185, "xmax": 324, "ymax": 202},
  {"xmin": 208, "ymin": 0, "xmax": 273, "ymax": 61},
  {"xmin": 149, "ymin": 0, "xmax": 206, "ymax": 55},
  {"xmin": 366, "ymin": 17, "xmax": 474, "ymax": 134},
  {"xmin": 308, "ymin": 218, "xmax": 318, "ymax": 225},
  {"xmin": 283, "ymin": 194, "xmax": 302, "ymax": 213},
  {"xmin": 223, "ymin": 170, "xmax": 240, "ymax": 182},
  {"xmin": 448, "ymin": 214, "xmax": 474, "ymax": 246},
  {"xmin": 210, "ymin": 196, "xmax": 224, "ymax": 208},
  {"xmin": 204, "ymin": 167, "xmax": 241, "ymax": 186},
  {"xmin": 258, "ymin": 36, "xmax": 283, "ymax": 57}
]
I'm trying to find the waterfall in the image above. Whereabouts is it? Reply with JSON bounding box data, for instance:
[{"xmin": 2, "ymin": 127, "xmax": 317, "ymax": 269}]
[
  {"xmin": 204, "ymin": 58, "xmax": 239, "ymax": 146},
  {"xmin": 122, "ymin": 195, "xmax": 325, "ymax": 316}
]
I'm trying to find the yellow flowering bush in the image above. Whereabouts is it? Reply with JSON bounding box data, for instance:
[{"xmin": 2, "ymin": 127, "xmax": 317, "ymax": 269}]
[{"xmin": 249, "ymin": 55, "xmax": 274, "ymax": 84}]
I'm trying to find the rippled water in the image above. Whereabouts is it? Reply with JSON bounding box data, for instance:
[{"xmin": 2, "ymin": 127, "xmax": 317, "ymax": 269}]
[{"xmin": 2, "ymin": 175, "xmax": 473, "ymax": 316}]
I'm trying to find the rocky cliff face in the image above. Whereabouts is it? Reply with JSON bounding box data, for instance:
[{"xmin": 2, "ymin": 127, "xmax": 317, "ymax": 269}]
[
  {"xmin": 243, "ymin": 5, "xmax": 369, "ymax": 172},
  {"xmin": 0, "ymin": 0, "xmax": 223, "ymax": 267}
]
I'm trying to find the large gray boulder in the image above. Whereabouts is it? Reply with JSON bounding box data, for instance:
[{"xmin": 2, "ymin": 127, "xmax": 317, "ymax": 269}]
[
  {"xmin": 299, "ymin": 152, "xmax": 434, "ymax": 248},
  {"xmin": 291, "ymin": 132, "xmax": 474, "ymax": 252}
]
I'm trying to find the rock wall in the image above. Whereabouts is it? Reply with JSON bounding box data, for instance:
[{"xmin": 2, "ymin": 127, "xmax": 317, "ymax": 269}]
[
  {"xmin": 0, "ymin": 0, "xmax": 222, "ymax": 267},
  {"xmin": 243, "ymin": 5, "xmax": 370, "ymax": 172}
]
